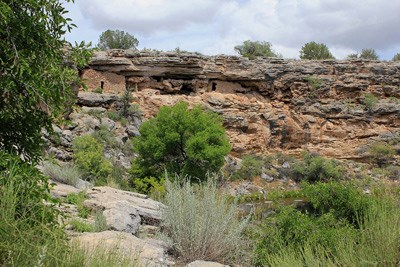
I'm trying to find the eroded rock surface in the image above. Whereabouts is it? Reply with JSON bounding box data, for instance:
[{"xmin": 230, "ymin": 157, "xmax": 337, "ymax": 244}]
[
  {"xmin": 72, "ymin": 231, "xmax": 172, "ymax": 267},
  {"xmin": 83, "ymin": 186, "xmax": 165, "ymax": 234},
  {"xmin": 78, "ymin": 50, "xmax": 400, "ymax": 160}
]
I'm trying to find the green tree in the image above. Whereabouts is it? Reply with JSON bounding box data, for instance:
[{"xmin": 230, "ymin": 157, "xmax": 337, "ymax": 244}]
[
  {"xmin": 98, "ymin": 29, "xmax": 139, "ymax": 50},
  {"xmin": 346, "ymin": 53, "xmax": 359, "ymax": 59},
  {"xmin": 359, "ymin": 48, "xmax": 379, "ymax": 60},
  {"xmin": 234, "ymin": 40, "xmax": 279, "ymax": 59},
  {"xmin": 392, "ymin": 53, "xmax": 400, "ymax": 61},
  {"xmin": 299, "ymin": 41, "xmax": 335, "ymax": 60},
  {"xmin": 0, "ymin": 0, "xmax": 88, "ymax": 161},
  {"xmin": 131, "ymin": 102, "xmax": 231, "ymax": 180}
]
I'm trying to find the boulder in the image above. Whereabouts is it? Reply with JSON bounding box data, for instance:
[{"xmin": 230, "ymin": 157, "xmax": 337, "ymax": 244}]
[
  {"xmin": 72, "ymin": 231, "xmax": 172, "ymax": 267},
  {"xmin": 50, "ymin": 181, "xmax": 82, "ymax": 198},
  {"xmin": 77, "ymin": 92, "xmax": 119, "ymax": 107},
  {"xmin": 83, "ymin": 187, "xmax": 165, "ymax": 230},
  {"xmin": 186, "ymin": 261, "xmax": 229, "ymax": 267}
]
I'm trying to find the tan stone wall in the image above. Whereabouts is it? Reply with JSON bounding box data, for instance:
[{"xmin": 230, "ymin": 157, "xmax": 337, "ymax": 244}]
[{"xmin": 81, "ymin": 69, "xmax": 126, "ymax": 94}]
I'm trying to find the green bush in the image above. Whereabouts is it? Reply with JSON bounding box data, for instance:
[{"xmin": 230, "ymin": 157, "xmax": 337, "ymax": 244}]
[
  {"xmin": 131, "ymin": 102, "xmax": 231, "ymax": 181},
  {"xmin": 93, "ymin": 87, "xmax": 103, "ymax": 94},
  {"xmin": 130, "ymin": 176, "xmax": 166, "ymax": 197},
  {"xmin": 91, "ymin": 124, "xmax": 120, "ymax": 149},
  {"xmin": 42, "ymin": 161, "xmax": 82, "ymax": 186},
  {"xmin": 98, "ymin": 29, "xmax": 139, "ymax": 50},
  {"xmin": 92, "ymin": 210, "xmax": 108, "ymax": 232},
  {"xmin": 70, "ymin": 210, "xmax": 107, "ymax": 233},
  {"xmin": 362, "ymin": 92, "xmax": 378, "ymax": 112},
  {"xmin": 70, "ymin": 219, "xmax": 94, "ymax": 232},
  {"xmin": 162, "ymin": 177, "xmax": 247, "ymax": 264},
  {"xmin": 72, "ymin": 135, "xmax": 112, "ymax": 184},
  {"xmin": 369, "ymin": 142, "xmax": 396, "ymax": 167},
  {"xmin": 359, "ymin": 48, "xmax": 379, "ymax": 60},
  {"xmin": 304, "ymin": 76, "xmax": 324, "ymax": 90},
  {"xmin": 299, "ymin": 41, "xmax": 335, "ymax": 60},
  {"xmin": 292, "ymin": 153, "xmax": 345, "ymax": 183},
  {"xmin": 302, "ymin": 182, "xmax": 372, "ymax": 225},
  {"xmin": 65, "ymin": 192, "xmax": 91, "ymax": 218},
  {"xmin": 253, "ymin": 182, "xmax": 378, "ymax": 266},
  {"xmin": 393, "ymin": 53, "xmax": 400, "ymax": 61},
  {"xmin": 234, "ymin": 40, "xmax": 279, "ymax": 59},
  {"xmin": 234, "ymin": 155, "xmax": 264, "ymax": 180},
  {"xmin": 0, "ymin": 152, "xmax": 66, "ymax": 266},
  {"xmin": 0, "ymin": 152, "xmax": 59, "ymax": 226},
  {"xmin": 106, "ymin": 110, "xmax": 121, "ymax": 121},
  {"xmin": 254, "ymin": 199, "xmax": 400, "ymax": 266}
]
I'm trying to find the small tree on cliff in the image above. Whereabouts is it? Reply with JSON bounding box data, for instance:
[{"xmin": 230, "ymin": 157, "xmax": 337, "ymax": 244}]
[
  {"xmin": 130, "ymin": 102, "xmax": 231, "ymax": 181},
  {"xmin": 234, "ymin": 40, "xmax": 279, "ymax": 59},
  {"xmin": 98, "ymin": 29, "xmax": 139, "ymax": 50},
  {"xmin": 359, "ymin": 48, "xmax": 379, "ymax": 60},
  {"xmin": 300, "ymin": 41, "xmax": 335, "ymax": 60},
  {"xmin": 393, "ymin": 53, "xmax": 400, "ymax": 61}
]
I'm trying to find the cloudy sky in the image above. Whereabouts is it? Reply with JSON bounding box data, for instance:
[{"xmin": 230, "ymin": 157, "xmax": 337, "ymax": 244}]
[{"xmin": 64, "ymin": 0, "xmax": 400, "ymax": 60}]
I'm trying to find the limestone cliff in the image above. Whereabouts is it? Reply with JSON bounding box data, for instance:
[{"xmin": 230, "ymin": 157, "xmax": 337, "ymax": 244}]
[{"xmin": 78, "ymin": 49, "xmax": 400, "ymax": 160}]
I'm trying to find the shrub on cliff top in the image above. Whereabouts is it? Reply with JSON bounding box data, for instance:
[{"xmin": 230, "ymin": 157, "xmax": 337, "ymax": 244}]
[
  {"xmin": 234, "ymin": 40, "xmax": 279, "ymax": 59},
  {"xmin": 359, "ymin": 48, "xmax": 379, "ymax": 60},
  {"xmin": 299, "ymin": 42, "xmax": 335, "ymax": 60},
  {"xmin": 98, "ymin": 29, "xmax": 139, "ymax": 50}
]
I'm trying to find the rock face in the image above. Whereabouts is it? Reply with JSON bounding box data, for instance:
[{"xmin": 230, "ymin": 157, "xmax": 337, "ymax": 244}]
[
  {"xmin": 72, "ymin": 231, "xmax": 171, "ymax": 267},
  {"xmin": 186, "ymin": 260, "xmax": 229, "ymax": 267},
  {"xmin": 79, "ymin": 50, "xmax": 400, "ymax": 159},
  {"xmin": 83, "ymin": 186, "xmax": 165, "ymax": 234}
]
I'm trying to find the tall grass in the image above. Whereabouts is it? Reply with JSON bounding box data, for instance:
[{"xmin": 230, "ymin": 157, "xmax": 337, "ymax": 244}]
[
  {"xmin": 42, "ymin": 161, "xmax": 82, "ymax": 186},
  {"xmin": 0, "ymin": 152, "xmax": 138, "ymax": 267},
  {"xmin": 162, "ymin": 177, "xmax": 248, "ymax": 264},
  {"xmin": 260, "ymin": 200, "xmax": 400, "ymax": 266}
]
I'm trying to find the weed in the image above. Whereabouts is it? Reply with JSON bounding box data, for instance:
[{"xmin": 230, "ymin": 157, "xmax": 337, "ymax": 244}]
[
  {"xmin": 42, "ymin": 161, "xmax": 81, "ymax": 186},
  {"xmin": 162, "ymin": 177, "xmax": 248, "ymax": 264}
]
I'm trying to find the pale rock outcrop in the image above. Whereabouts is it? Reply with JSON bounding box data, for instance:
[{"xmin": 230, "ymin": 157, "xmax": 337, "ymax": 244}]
[
  {"xmin": 186, "ymin": 260, "xmax": 229, "ymax": 267},
  {"xmin": 72, "ymin": 231, "xmax": 172, "ymax": 267},
  {"xmin": 83, "ymin": 187, "xmax": 165, "ymax": 234}
]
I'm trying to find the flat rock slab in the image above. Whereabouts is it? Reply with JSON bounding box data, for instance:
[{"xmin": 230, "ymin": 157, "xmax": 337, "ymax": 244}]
[
  {"xmin": 186, "ymin": 261, "xmax": 229, "ymax": 267},
  {"xmin": 50, "ymin": 181, "xmax": 82, "ymax": 198},
  {"xmin": 77, "ymin": 92, "xmax": 119, "ymax": 107},
  {"xmin": 83, "ymin": 187, "xmax": 165, "ymax": 234},
  {"xmin": 72, "ymin": 231, "xmax": 172, "ymax": 267}
]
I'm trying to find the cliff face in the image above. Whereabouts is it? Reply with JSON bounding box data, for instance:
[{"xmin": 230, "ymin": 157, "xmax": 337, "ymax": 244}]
[{"xmin": 79, "ymin": 50, "xmax": 400, "ymax": 160}]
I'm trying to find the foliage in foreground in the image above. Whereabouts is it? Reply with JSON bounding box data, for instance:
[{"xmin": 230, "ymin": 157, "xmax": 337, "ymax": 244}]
[
  {"xmin": 0, "ymin": 0, "xmax": 91, "ymax": 161},
  {"xmin": 0, "ymin": 151, "xmax": 138, "ymax": 266},
  {"xmin": 131, "ymin": 102, "xmax": 231, "ymax": 181},
  {"xmin": 162, "ymin": 177, "xmax": 247, "ymax": 264},
  {"xmin": 253, "ymin": 182, "xmax": 400, "ymax": 266}
]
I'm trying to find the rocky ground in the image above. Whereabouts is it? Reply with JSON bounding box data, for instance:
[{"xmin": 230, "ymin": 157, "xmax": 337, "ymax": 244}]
[{"xmin": 52, "ymin": 180, "xmax": 231, "ymax": 267}]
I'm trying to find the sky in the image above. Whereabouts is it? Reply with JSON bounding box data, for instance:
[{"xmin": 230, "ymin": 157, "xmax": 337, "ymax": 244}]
[{"xmin": 64, "ymin": 0, "xmax": 400, "ymax": 60}]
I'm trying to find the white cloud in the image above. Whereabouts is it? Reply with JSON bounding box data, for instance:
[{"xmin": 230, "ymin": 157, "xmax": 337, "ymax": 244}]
[{"xmin": 65, "ymin": 0, "xmax": 400, "ymax": 59}]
